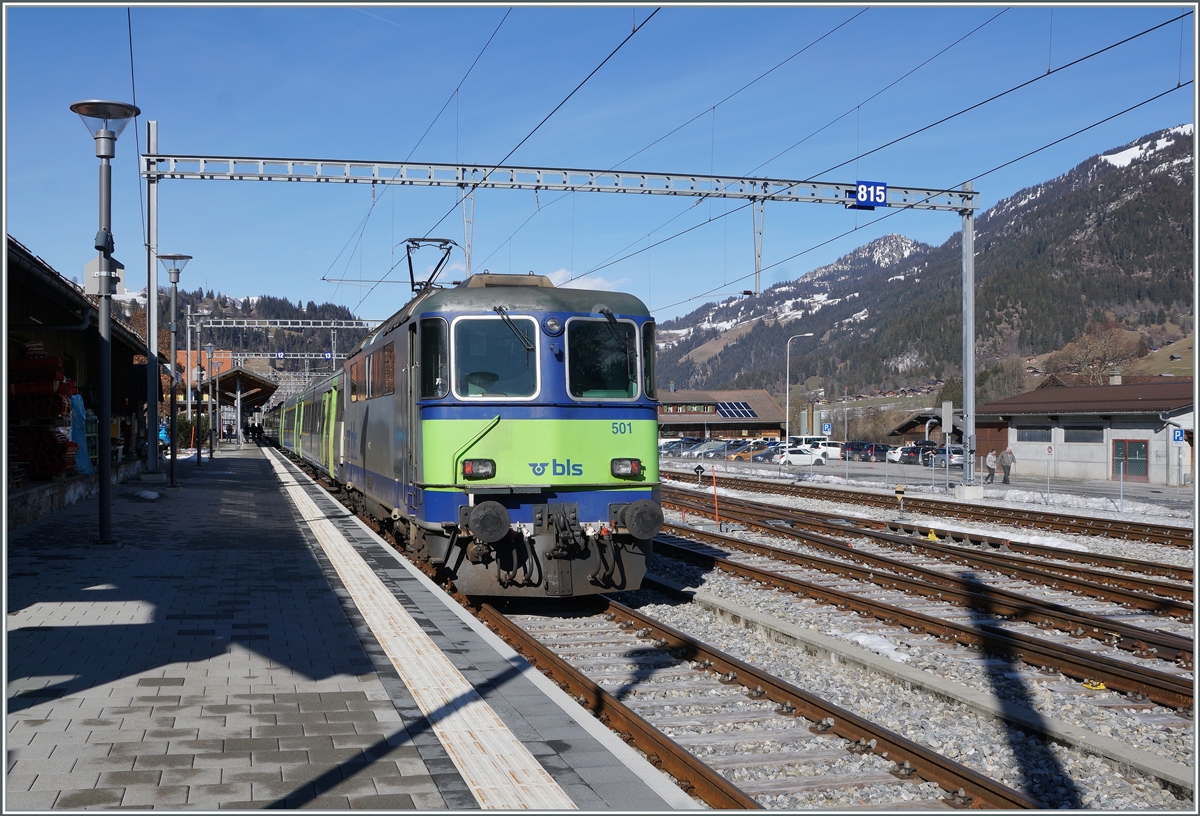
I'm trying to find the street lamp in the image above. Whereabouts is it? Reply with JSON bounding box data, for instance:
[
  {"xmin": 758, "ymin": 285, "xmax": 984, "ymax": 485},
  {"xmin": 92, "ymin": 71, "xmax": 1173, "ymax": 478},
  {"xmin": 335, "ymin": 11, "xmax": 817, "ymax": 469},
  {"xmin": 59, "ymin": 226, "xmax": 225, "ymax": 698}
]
[
  {"xmin": 783, "ymin": 332, "xmax": 814, "ymax": 471},
  {"xmin": 71, "ymin": 99, "xmax": 140, "ymax": 545},
  {"xmin": 159, "ymin": 253, "xmax": 191, "ymax": 488},
  {"xmin": 204, "ymin": 343, "xmax": 216, "ymax": 458},
  {"xmin": 192, "ymin": 364, "xmax": 205, "ymax": 465}
]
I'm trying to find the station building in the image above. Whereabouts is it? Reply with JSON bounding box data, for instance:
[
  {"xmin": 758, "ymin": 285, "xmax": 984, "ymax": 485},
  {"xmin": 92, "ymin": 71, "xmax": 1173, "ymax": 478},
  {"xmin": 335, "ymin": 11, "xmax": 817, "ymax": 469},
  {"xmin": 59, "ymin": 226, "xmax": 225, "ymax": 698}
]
[
  {"xmin": 657, "ymin": 387, "xmax": 785, "ymax": 440},
  {"xmin": 975, "ymin": 378, "xmax": 1193, "ymax": 486},
  {"xmin": 7, "ymin": 235, "xmax": 155, "ymax": 525}
]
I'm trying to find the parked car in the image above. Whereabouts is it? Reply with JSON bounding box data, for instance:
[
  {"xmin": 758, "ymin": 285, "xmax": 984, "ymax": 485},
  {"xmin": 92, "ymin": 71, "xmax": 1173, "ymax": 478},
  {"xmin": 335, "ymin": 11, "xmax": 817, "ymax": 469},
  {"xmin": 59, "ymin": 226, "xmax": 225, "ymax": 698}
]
[
  {"xmin": 776, "ymin": 446, "xmax": 826, "ymax": 467},
  {"xmin": 704, "ymin": 441, "xmax": 749, "ymax": 459},
  {"xmin": 926, "ymin": 445, "xmax": 965, "ymax": 468},
  {"xmin": 809, "ymin": 440, "xmax": 843, "ymax": 456},
  {"xmin": 840, "ymin": 441, "xmax": 869, "ymax": 460},
  {"xmin": 751, "ymin": 443, "xmax": 782, "ymax": 462},
  {"xmin": 896, "ymin": 445, "xmax": 924, "ymax": 465},
  {"xmin": 728, "ymin": 443, "xmax": 770, "ymax": 461},
  {"xmin": 885, "ymin": 445, "xmax": 904, "ymax": 463},
  {"xmin": 857, "ymin": 443, "xmax": 892, "ymax": 462},
  {"xmin": 658, "ymin": 440, "xmax": 688, "ymax": 457},
  {"xmin": 682, "ymin": 440, "xmax": 726, "ymax": 458}
]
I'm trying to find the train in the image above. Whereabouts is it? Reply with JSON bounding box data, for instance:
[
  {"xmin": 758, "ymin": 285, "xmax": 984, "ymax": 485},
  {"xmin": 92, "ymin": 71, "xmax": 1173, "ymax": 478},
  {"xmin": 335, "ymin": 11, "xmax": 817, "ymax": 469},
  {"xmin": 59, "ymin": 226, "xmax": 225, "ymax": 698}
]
[{"xmin": 264, "ymin": 269, "xmax": 663, "ymax": 597}]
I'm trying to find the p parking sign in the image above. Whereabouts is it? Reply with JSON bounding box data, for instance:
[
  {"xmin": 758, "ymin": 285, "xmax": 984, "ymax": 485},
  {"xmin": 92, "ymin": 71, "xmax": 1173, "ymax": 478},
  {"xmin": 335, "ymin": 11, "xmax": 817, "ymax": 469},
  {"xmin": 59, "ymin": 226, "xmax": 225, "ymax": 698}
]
[
  {"xmin": 1172, "ymin": 428, "xmax": 1187, "ymax": 446},
  {"xmin": 822, "ymin": 423, "xmax": 832, "ymax": 434}
]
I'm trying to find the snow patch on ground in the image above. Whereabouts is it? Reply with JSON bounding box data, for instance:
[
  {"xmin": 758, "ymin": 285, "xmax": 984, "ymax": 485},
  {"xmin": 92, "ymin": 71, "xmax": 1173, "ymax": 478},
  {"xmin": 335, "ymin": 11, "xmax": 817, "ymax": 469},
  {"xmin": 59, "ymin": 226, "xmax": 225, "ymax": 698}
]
[{"xmin": 838, "ymin": 632, "xmax": 913, "ymax": 663}]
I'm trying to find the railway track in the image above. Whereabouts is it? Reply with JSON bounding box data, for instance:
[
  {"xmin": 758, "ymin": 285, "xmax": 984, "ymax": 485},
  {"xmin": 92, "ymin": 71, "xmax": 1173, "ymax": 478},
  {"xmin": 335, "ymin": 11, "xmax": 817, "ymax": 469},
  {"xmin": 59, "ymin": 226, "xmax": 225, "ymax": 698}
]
[
  {"xmin": 651, "ymin": 524, "xmax": 1193, "ymax": 711},
  {"xmin": 480, "ymin": 599, "xmax": 1042, "ymax": 809},
  {"xmin": 284, "ymin": 451, "xmax": 1188, "ymax": 808},
  {"xmin": 663, "ymin": 486, "xmax": 1195, "ymax": 625},
  {"xmin": 663, "ymin": 469, "xmax": 1193, "ymax": 549}
]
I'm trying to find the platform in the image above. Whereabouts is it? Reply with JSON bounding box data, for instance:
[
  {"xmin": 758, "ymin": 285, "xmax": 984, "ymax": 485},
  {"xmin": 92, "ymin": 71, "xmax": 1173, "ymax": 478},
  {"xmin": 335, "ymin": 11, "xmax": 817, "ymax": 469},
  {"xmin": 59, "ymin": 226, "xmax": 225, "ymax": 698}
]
[{"xmin": 5, "ymin": 444, "xmax": 695, "ymax": 810}]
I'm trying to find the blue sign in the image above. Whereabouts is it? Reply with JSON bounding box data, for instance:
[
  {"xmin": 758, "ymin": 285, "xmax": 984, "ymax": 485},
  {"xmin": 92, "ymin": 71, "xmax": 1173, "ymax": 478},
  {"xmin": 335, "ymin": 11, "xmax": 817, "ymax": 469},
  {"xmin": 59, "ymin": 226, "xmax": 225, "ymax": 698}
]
[
  {"xmin": 323, "ymin": 352, "xmax": 333, "ymax": 360},
  {"xmin": 1172, "ymin": 428, "xmax": 1186, "ymax": 445},
  {"xmin": 855, "ymin": 180, "xmax": 888, "ymax": 208},
  {"xmin": 823, "ymin": 422, "xmax": 832, "ymax": 434},
  {"xmin": 275, "ymin": 351, "xmax": 285, "ymax": 360}
]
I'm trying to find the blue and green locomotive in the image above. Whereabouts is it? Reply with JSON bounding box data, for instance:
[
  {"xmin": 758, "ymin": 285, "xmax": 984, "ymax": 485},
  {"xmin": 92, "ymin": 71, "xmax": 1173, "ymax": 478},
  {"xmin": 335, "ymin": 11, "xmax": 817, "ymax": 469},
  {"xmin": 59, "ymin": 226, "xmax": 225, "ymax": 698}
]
[{"xmin": 265, "ymin": 271, "xmax": 663, "ymax": 597}]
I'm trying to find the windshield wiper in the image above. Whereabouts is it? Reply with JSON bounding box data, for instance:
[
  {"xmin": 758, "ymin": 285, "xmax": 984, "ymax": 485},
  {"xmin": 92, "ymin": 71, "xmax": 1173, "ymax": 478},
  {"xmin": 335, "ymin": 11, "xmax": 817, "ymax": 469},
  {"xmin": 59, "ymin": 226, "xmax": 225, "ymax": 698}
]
[
  {"xmin": 600, "ymin": 308, "xmax": 634, "ymax": 383},
  {"xmin": 493, "ymin": 306, "xmax": 534, "ymax": 351}
]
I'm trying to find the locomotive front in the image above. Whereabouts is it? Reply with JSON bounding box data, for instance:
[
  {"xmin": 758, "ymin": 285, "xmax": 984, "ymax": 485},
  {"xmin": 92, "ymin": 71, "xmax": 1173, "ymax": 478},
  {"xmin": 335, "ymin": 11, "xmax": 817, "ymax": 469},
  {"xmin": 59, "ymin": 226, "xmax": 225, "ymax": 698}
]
[{"xmin": 413, "ymin": 274, "xmax": 662, "ymax": 597}]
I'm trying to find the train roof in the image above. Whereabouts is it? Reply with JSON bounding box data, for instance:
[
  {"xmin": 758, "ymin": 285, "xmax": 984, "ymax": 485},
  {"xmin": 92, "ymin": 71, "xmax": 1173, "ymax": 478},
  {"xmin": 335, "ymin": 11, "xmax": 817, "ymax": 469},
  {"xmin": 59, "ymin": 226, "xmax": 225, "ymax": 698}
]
[{"xmin": 355, "ymin": 272, "xmax": 652, "ymax": 353}]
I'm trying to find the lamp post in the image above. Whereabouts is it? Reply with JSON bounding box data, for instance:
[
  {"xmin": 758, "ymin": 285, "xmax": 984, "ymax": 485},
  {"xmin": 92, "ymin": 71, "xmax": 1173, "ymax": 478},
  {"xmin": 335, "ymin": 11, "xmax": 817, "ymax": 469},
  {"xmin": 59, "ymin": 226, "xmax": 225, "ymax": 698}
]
[
  {"xmin": 192, "ymin": 364, "xmax": 205, "ymax": 465},
  {"xmin": 205, "ymin": 344, "xmax": 216, "ymax": 458},
  {"xmin": 782, "ymin": 332, "xmax": 813, "ymax": 472},
  {"xmin": 70, "ymin": 99, "xmax": 140, "ymax": 545},
  {"xmin": 159, "ymin": 253, "xmax": 191, "ymax": 488}
]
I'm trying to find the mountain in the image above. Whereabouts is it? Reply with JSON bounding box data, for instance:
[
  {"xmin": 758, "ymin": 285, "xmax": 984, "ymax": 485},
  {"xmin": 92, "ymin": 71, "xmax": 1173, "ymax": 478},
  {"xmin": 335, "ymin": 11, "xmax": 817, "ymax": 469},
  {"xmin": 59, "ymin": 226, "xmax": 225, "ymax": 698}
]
[{"xmin": 657, "ymin": 124, "xmax": 1194, "ymax": 400}]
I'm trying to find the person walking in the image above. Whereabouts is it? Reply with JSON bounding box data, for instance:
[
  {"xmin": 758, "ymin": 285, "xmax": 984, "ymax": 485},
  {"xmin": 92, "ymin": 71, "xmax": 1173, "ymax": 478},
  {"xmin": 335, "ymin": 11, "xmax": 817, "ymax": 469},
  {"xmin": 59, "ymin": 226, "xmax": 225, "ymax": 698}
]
[
  {"xmin": 998, "ymin": 447, "xmax": 1015, "ymax": 484},
  {"xmin": 984, "ymin": 449, "xmax": 997, "ymax": 484}
]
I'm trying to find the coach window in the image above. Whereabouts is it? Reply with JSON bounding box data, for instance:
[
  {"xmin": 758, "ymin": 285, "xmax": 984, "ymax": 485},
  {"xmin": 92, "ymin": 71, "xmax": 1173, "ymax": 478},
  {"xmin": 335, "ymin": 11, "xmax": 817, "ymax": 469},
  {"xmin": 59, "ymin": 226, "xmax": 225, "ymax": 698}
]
[
  {"xmin": 419, "ymin": 318, "xmax": 448, "ymax": 398},
  {"xmin": 566, "ymin": 317, "xmax": 638, "ymax": 399},
  {"xmin": 368, "ymin": 343, "xmax": 394, "ymax": 398},
  {"xmin": 452, "ymin": 316, "xmax": 538, "ymax": 399},
  {"xmin": 641, "ymin": 322, "xmax": 657, "ymax": 400},
  {"xmin": 350, "ymin": 361, "xmax": 364, "ymax": 402}
]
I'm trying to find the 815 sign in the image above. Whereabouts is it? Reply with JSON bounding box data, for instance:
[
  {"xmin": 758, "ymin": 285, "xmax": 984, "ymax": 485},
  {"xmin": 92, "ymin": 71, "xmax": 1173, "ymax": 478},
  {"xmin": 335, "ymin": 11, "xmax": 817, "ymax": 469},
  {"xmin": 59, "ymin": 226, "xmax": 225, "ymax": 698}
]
[{"xmin": 855, "ymin": 180, "xmax": 888, "ymax": 208}]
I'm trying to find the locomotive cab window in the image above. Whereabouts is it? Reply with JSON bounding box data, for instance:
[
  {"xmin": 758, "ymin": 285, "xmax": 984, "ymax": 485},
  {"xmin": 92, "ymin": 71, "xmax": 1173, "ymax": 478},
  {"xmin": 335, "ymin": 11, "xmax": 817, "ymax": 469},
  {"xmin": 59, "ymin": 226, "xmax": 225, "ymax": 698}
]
[
  {"xmin": 419, "ymin": 318, "xmax": 448, "ymax": 399},
  {"xmin": 641, "ymin": 322, "xmax": 657, "ymax": 400},
  {"xmin": 452, "ymin": 316, "xmax": 539, "ymax": 399},
  {"xmin": 566, "ymin": 317, "xmax": 639, "ymax": 399}
]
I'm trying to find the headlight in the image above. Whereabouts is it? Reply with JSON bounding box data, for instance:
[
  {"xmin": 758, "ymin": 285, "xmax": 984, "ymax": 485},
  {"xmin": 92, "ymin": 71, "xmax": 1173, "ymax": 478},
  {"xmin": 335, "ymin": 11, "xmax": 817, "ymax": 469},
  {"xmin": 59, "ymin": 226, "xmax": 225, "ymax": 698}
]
[
  {"xmin": 610, "ymin": 458, "xmax": 643, "ymax": 478},
  {"xmin": 462, "ymin": 459, "xmax": 496, "ymax": 479},
  {"xmin": 542, "ymin": 316, "xmax": 564, "ymax": 335}
]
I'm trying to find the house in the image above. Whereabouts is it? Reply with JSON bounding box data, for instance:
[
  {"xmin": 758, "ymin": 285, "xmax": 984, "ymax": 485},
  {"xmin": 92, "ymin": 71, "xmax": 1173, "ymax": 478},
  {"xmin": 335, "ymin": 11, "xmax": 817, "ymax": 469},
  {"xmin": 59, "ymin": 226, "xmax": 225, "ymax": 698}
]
[
  {"xmin": 657, "ymin": 387, "xmax": 785, "ymax": 440},
  {"xmin": 975, "ymin": 380, "xmax": 1193, "ymax": 485}
]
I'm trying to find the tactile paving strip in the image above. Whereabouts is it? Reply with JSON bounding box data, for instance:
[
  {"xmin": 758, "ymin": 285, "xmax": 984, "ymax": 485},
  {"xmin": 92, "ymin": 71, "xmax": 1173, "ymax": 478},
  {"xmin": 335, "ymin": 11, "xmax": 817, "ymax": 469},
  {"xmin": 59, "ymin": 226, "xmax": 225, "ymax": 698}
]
[{"xmin": 265, "ymin": 450, "xmax": 576, "ymax": 810}]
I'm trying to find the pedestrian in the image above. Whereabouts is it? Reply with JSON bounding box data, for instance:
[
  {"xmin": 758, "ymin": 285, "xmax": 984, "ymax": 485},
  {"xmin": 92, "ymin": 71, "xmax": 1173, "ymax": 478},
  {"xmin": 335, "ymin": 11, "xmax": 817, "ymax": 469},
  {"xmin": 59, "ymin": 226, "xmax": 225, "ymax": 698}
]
[
  {"xmin": 984, "ymin": 449, "xmax": 997, "ymax": 483},
  {"xmin": 998, "ymin": 447, "xmax": 1015, "ymax": 484}
]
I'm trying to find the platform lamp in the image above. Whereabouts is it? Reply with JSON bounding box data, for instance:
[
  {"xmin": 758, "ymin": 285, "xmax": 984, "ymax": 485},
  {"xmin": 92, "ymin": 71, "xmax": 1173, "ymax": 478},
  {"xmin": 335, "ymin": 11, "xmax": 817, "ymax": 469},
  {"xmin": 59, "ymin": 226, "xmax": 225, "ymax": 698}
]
[
  {"xmin": 204, "ymin": 343, "xmax": 216, "ymax": 458},
  {"xmin": 159, "ymin": 253, "xmax": 191, "ymax": 488},
  {"xmin": 192, "ymin": 363, "xmax": 205, "ymax": 466},
  {"xmin": 782, "ymin": 332, "xmax": 813, "ymax": 473},
  {"xmin": 70, "ymin": 99, "xmax": 140, "ymax": 544}
]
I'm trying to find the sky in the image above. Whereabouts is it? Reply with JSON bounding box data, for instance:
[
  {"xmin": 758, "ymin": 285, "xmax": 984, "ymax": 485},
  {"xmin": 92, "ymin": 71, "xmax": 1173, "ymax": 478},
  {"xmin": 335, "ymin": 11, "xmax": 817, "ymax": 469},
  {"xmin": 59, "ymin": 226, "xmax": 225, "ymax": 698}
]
[{"xmin": 4, "ymin": 3, "xmax": 1196, "ymax": 322}]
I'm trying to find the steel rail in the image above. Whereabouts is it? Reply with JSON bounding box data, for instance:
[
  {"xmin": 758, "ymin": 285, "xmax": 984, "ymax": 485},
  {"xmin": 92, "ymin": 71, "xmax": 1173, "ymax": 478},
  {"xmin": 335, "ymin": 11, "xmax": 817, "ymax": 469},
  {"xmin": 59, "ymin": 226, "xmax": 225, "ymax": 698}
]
[
  {"xmin": 475, "ymin": 603, "xmax": 762, "ymax": 810},
  {"xmin": 650, "ymin": 531, "xmax": 1193, "ymax": 710},
  {"xmin": 663, "ymin": 469, "xmax": 1193, "ymax": 548},
  {"xmin": 664, "ymin": 484, "xmax": 1195, "ymax": 609},
  {"xmin": 659, "ymin": 517, "xmax": 1193, "ymax": 669},
  {"xmin": 598, "ymin": 598, "xmax": 1042, "ymax": 809}
]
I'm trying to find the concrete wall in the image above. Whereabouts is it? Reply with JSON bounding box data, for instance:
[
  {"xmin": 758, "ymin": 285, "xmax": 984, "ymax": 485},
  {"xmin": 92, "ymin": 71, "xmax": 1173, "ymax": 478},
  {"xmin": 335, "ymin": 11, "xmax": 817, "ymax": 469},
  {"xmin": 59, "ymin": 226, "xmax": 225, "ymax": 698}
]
[{"xmin": 1007, "ymin": 418, "xmax": 1192, "ymax": 486}]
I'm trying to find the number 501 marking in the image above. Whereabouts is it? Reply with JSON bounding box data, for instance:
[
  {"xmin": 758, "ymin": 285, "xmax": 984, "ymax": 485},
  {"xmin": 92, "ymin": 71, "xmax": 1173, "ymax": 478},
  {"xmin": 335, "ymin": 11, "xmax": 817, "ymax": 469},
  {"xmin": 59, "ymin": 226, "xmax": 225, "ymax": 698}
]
[{"xmin": 611, "ymin": 421, "xmax": 633, "ymax": 434}]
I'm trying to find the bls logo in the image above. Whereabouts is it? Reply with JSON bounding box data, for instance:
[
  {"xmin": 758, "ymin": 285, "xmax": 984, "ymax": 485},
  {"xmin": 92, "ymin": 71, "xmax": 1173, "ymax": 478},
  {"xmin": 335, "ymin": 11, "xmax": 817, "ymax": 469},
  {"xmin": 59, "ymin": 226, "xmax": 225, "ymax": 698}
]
[{"xmin": 529, "ymin": 459, "xmax": 584, "ymax": 477}]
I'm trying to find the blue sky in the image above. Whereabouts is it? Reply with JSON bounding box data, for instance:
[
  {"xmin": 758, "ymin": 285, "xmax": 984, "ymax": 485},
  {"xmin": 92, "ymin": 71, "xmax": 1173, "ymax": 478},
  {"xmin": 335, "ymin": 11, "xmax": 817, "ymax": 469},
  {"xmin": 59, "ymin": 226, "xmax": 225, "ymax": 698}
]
[{"xmin": 4, "ymin": 3, "xmax": 1195, "ymax": 322}]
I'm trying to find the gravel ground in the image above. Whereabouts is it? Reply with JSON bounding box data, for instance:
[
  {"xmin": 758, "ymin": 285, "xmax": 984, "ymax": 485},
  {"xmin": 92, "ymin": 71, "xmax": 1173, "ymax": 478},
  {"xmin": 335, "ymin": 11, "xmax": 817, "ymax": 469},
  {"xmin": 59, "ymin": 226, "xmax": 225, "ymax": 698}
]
[
  {"xmin": 629, "ymin": 546, "xmax": 1193, "ymax": 809},
  {"xmin": 665, "ymin": 475, "xmax": 1195, "ymax": 569}
]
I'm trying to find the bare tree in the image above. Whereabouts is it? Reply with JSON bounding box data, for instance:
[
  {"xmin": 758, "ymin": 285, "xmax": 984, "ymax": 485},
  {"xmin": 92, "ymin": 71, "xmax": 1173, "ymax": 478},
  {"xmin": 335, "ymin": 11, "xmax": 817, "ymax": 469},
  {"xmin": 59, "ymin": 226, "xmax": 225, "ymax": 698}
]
[{"xmin": 1045, "ymin": 322, "xmax": 1146, "ymax": 384}]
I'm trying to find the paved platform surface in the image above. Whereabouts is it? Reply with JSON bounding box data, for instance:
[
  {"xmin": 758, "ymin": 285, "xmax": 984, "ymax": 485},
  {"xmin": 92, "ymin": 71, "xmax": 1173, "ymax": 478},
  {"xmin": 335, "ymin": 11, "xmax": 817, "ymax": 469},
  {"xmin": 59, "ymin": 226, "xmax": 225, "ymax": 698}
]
[{"xmin": 6, "ymin": 444, "xmax": 690, "ymax": 810}]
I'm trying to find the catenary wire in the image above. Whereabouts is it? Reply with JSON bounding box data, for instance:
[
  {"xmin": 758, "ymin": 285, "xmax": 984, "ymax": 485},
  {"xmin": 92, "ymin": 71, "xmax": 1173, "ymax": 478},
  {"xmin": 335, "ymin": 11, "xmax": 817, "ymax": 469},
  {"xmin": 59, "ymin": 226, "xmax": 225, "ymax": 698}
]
[
  {"xmin": 321, "ymin": 8, "xmax": 510, "ymax": 302},
  {"xmin": 354, "ymin": 7, "xmax": 660, "ymax": 311},
  {"xmin": 476, "ymin": 8, "xmax": 871, "ymax": 273},
  {"xmin": 651, "ymin": 81, "xmax": 1193, "ymax": 315},
  {"xmin": 569, "ymin": 9, "xmax": 1193, "ymax": 286},
  {"xmin": 569, "ymin": 7, "xmax": 1009, "ymax": 282},
  {"xmin": 127, "ymin": 8, "xmax": 146, "ymax": 253}
]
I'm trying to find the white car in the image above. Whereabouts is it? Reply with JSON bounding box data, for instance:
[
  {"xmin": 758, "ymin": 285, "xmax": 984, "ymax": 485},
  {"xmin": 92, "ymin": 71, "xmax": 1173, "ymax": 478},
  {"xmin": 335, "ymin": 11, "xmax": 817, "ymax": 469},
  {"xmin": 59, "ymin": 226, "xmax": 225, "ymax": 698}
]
[
  {"xmin": 775, "ymin": 446, "xmax": 826, "ymax": 466},
  {"xmin": 885, "ymin": 446, "xmax": 904, "ymax": 463}
]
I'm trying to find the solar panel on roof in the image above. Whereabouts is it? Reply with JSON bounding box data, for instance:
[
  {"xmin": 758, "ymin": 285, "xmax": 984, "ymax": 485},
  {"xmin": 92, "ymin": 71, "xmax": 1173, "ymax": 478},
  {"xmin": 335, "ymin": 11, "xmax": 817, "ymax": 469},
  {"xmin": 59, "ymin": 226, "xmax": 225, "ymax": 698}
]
[{"xmin": 716, "ymin": 401, "xmax": 758, "ymax": 418}]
